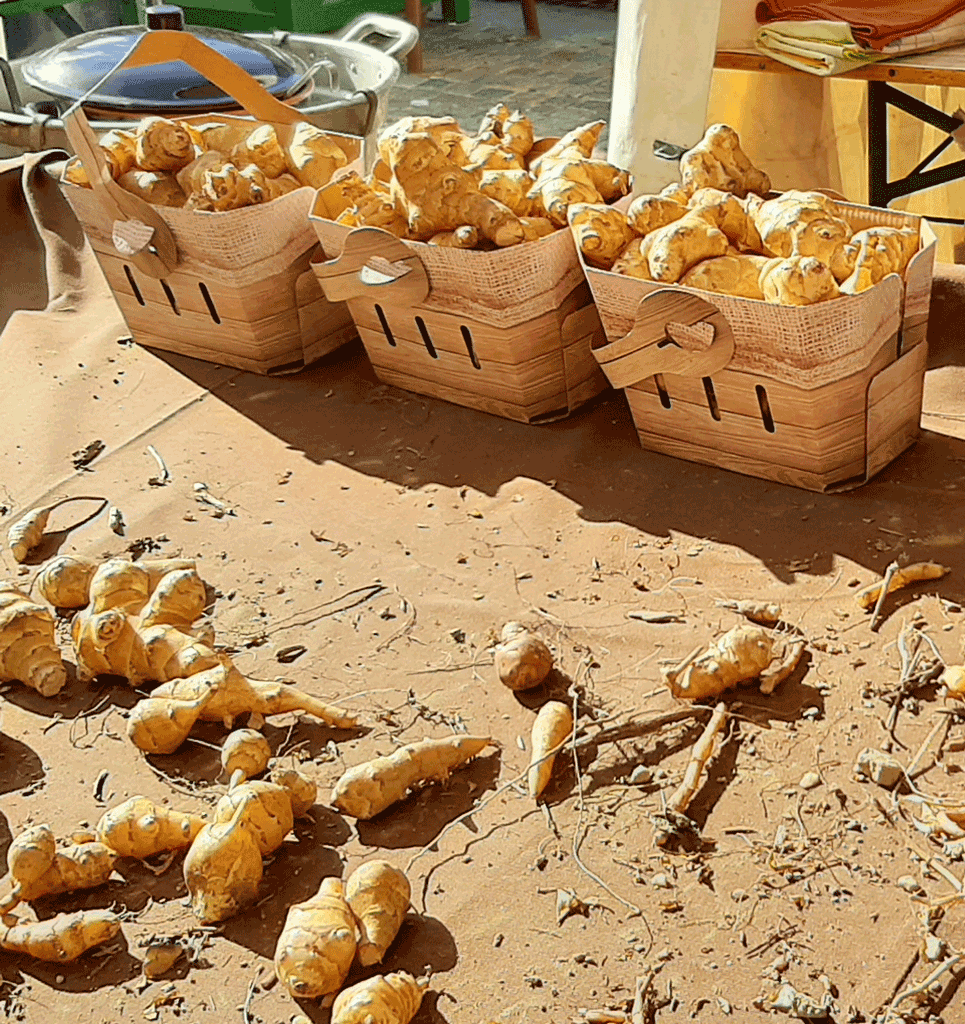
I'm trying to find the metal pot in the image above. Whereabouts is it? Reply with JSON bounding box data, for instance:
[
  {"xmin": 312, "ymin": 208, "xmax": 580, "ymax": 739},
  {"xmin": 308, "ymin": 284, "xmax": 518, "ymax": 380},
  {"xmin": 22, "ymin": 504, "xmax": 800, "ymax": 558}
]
[{"xmin": 0, "ymin": 6, "xmax": 417, "ymax": 161}]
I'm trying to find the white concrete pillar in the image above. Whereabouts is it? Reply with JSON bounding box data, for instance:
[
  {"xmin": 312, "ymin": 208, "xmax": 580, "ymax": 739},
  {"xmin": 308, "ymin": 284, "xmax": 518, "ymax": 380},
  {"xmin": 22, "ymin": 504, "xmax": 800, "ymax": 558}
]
[{"xmin": 607, "ymin": 0, "xmax": 724, "ymax": 194}]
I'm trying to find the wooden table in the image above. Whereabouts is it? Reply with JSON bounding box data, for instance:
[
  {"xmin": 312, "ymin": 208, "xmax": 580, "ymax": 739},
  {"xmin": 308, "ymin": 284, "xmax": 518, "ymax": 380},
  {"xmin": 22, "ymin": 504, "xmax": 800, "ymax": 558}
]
[{"xmin": 716, "ymin": 46, "xmax": 965, "ymax": 222}]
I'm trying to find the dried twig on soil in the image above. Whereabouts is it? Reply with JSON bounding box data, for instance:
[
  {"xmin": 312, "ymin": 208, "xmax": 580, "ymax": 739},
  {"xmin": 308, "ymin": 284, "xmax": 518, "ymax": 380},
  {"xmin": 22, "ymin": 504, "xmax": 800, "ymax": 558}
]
[
  {"xmin": 883, "ymin": 954, "xmax": 964, "ymax": 1022},
  {"xmin": 857, "ymin": 562, "xmax": 950, "ymax": 628},
  {"xmin": 652, "ymin": 703, "xmax": 727, "ymax": 847},
  {"xmin": 146, "ymin": 446, "xmax": 170, "ymax": 487}
]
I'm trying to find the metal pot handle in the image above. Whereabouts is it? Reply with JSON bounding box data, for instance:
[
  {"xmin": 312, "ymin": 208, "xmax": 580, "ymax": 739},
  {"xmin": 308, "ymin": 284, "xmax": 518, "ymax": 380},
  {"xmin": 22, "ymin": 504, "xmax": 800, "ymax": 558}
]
[{"xmin": 335, "ymin": 13, "xmax": 420, "ymax": 59}]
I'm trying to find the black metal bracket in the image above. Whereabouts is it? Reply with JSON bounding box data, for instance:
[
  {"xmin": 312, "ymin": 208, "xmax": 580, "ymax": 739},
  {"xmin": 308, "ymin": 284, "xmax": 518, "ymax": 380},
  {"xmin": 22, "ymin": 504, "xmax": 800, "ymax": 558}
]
[{"xmin": 868, "ymin": 80, "xmax": 965, "ymax": 224}]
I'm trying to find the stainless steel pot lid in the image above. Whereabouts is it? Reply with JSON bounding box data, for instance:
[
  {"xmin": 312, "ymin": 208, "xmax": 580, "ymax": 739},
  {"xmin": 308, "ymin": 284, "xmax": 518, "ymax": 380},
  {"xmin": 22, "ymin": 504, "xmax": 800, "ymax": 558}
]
[{"xmin": 21, "ymin": 24, "xmax": 310, "ymax": 111}]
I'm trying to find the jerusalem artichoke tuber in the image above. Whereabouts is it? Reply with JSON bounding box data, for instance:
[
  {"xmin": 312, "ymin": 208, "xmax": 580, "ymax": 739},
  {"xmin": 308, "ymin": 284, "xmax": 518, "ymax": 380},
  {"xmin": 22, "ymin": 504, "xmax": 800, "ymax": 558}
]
[
  {"xmin": 568, "ymin": 203, "xmax": 636, "ymax": 270},
  {"xmin": 645, "ymin": 212, "xmax": 729, "ymax": 283},
  {"xmin": 274, "ymin": 876, "xmax": 358, "ymax": 1002},
  {"xmin": 214, "ymin": 772, "xmax": 314, "ymax": 856},
  {"xmin": 759, "ymin": 256, "xmax": 840, "ymax": 306},
  {"xmin": 0, "ymin": 825, "xmax": 116, "ymax": 913},
  {"xmin": 476, "ymin": 169, "xmax": 537, "ymax": 216},
  {"xmin": 96, "ymin": 796, "xmax": 205, "ymax": 859},
  {"xmin": 345, "ymin": 860, "xmax": 411, "ymax": 966},
  {"xmin": 679, "ymin": 254, "xmax": 769, "ymax": 299},
  {"xmin": 679, "ymin": 123, "xmax": 770, "ymax": 199},
  {"xmin": 0, "ymin": 583, "xmax": 66, "ymax": 696},
  {"xmin": 183, "ymin": 802, "xmax": 263, "ymax": 923},
  {"xmin": 118, "ymin": 170, "xmax": 187, "ymax": 208},
  {"xmin": 134, "ymin": 117, "xmax": 195, "ymax": 173},
  {"xmin": 663, "ymin": 624, "xmax": 801, "ymax": 700},
  {"xmin": 230, "ymin": 124, "xmax": 287, "ymax": 178},
  {"xmin": 611, "ymin": 236, "xmax": 655, "ymax": 280},
  {"xmin": 494, "ymin": 622, "xmax": 554, "ymax": 691},
  {"xmin": 331, "ymin": 971, "xmax": 428, "ymax": 1024},
  {"xmin": 626, "ymin": 192, "xmax": 688, "ymax": 236},
  {"xmin": 221, "ymin": 728, "xmax": 271, "ymax": 783},
  {"xmin": 0, "ymin": 909, "xmax": 121, "ymax": 962},
  {"xmin": 528, "ymin": 700, "xmax": 573, "ymax": 799},
  {"xmin": 331, "ymin": 735, "xmax": 494, "ymax": 819},
  {"xmin": 285, "ymin": 121, "xmax": 349, "ymax": 189},
  {"xmin": 126, "ymin": 691, "xmax": 216, "ymax": 755},
  {"xmin": 855, "ymin": 562, "xmax": 950, "ymax": 610}
]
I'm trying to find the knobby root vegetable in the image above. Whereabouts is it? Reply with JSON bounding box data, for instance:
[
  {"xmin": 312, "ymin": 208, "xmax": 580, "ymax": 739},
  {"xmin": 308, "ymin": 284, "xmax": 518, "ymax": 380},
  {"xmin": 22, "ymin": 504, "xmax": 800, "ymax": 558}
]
[
  {"xmin": 855, "ymin": 562, "xmax": 950, "ymax": 610},
  {"xmin": 528, "ymin": 700, "xmax": 573, "ymax": 799},
  {"xmin": 96, "ymin": 796, "xmax": 205, "ymax": 859},
  {"xmin": 149, "ymin": 662, "xmax": 360, "ymax": 730},
  {"xmin": 568, "ymin": 203, "xmax": 636, "ymax": 270},
  {"xmin": 215, "ymin": 771, "xmax": 315, "ymax": 856},
  {"xmin": 663, "ymin": 624, "xmax": 796, "ymax": 700},
  {"xmin": 645, "ymin": 212, "xmax": 729, "ymax": 283},
  {"xmin": 0, "ymin": 825, "xmax": 116, "ymax": 913},
  {"xmin": 231, "ymin": 124, "xmax": 287, "ymax": 178},
  {"xmin": 381, "ymin": 130, "xmax": 524, "ymax": 246},
  {"xmin": 654, "ymin": 702, "xmax": 727, "ymax": 846},
  {"xmin": 612, "ymin": 236, "xmax": 654, "ymax": 280},
  {"xmin": 477, "ymin": 169, "xmax": 536, "ymax": 216},
  {"xmin": 686, "ymin": 188, "xmax": 763, "ymax": 252},
  {"xmin": 625, "ymin": 192, "xmax": 688, "ymax": 236},
  {"xmin": 134, "ymin": 117, "xmax": 194, "ymax": 173},
  {"xmin": 183, "ymin": 802, "xmax": 262, "ymax": 923},
  {"xmin": 528, "ymin": 120, "xmax": 605, "ymax": 178},
  {"xmin": 35, "ymin": 555, "xmax": 98, "ymax": 608},
  {"xmin": 942, "ymin": 665, "xmax": 965, "ymax": 700},
  {"xmin": 118, "ymin": 170, "xmax": 186, "ymax": 208},
  {"xmin": 331, "ymin": 735, "xmax": 494, "ymax": 819},
  {"xmin": 137, "ymin": 568, "xmax": 207, "ymax": 631},
  {"xmin": 182, "ymin": 770, "xmax": 315, "ymax": 923},
  {"xmin": 269, "ymin": 766, "xmax": 317, "ymax": 816},
  {"xmin": 494, "ymin": 621, "xmax": 553, "ymax": 691},
  {"xmin": 716, "ymin": 600, "xmax": 782, "ymax": 627},
  {"xmin": 6, "ymin": 496, "xmax": 105, "ymax": 563},
  {"xmin": 678, "ymin": 124, "xmax": 770, "ymax": 199},
  {"xmin": 758, "ymin": 638, "xmax": 806, "ymax": 695},
  {"xmin": 126, "ymin": 690, "xmax": 217, "ymax": 755},
  {"xmin": 345, "ymin": 860, "xmax": 411, "ymax": 966},
  {"xmin": 428, "ymin": 226, "xmax": 480, "ymax": 248},
  {"xmin": 679, "ymin": 254, "xmax": 769, "ymax": 299},
  {"xmin": 331, "ymin": 971, "xmax": 429, "ymax": 1024},
  {"xmin": 274, "ymin": 877, "xmax": 358, "ymax": 1003},
  {"xmin": 759, "ymin": 255, "xmax": 840, "ymax": 306},
  {"xmin": 221, "ymin": 728, "xmax": 271, "ymax": 784},
  {"xmin": 0, "ymin": 909, "xmax": 121, "ymax": 962},
  {"xmin": 285, "ymin": 121, "xmax": 349, "ymax": 189},
  {"xmin": 0, "ymin": 583, "xmax": 66, "ymax": 696},
  {"xmin": 58, "ymin": 557, "xmax": 197, "ymax": 615}
]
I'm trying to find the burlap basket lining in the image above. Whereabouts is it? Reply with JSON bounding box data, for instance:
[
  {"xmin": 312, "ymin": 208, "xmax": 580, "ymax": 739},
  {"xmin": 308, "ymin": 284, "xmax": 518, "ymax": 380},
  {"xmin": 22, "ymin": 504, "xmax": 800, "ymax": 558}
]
[
  {"xmin": 64, "ymin": 182, "xmax": 321, "ymax": 286},
  {"xmin": 311, "ymin": 216, "xmax": 584, "ymax": 329},
  {"xmin": 586, "ymin": 197, "xmax": 924, "ymax": 390}
]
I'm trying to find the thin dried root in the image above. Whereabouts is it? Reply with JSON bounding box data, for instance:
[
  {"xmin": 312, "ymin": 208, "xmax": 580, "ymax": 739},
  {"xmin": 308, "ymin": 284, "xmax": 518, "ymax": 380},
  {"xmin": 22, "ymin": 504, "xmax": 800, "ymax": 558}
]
[
  {"xmin": 666, "ymin": 702, "xmax": 727, "ymax": 817},
  {"xmin": 856, "ymin": 562, "xmax": 950, "ymax": 611}
]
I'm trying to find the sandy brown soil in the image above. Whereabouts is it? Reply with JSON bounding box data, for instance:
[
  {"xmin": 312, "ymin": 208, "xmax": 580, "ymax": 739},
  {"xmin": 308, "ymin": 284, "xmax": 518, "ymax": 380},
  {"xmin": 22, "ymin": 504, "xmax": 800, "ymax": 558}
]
[{"xmin": 1, "ymin": 253, "xmax": 965, "ymax": 1024}]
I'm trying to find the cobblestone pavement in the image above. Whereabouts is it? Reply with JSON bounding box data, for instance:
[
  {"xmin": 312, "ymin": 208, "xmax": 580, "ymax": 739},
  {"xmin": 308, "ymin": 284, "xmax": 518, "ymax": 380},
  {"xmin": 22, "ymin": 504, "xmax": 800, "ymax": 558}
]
[{"xmin": 385, "ymin": 1, "xmax": 617, "ymax": 147}]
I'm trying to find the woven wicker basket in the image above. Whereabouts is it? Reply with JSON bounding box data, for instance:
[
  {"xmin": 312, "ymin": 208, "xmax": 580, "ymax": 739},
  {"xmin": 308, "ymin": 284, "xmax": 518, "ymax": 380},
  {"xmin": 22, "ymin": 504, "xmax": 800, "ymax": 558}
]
[
  {"xmin": 581, "ymin": 197, "xmax": 937, "ymax": 492},
  {"xmin": 61, "ymin": 31, "xmax": 362, "ymax": 376},
  {"xmin": 309, "ymin": 197, "xmax": 608, "ymax": 423}
]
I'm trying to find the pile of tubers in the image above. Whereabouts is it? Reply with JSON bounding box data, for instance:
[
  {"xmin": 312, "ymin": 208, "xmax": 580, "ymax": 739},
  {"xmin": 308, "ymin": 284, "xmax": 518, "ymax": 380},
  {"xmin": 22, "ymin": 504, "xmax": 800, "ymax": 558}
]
[
  {"xmin": 320, "ymin": 104, "xmax": 631, "ymax": 250},
  {"xmin": 570, "ymin": 123, "xmax": 920, "ymax": 305},
  {"xmin": 63, "ymin": 115, "xmax": 351, "ymax": 211}
]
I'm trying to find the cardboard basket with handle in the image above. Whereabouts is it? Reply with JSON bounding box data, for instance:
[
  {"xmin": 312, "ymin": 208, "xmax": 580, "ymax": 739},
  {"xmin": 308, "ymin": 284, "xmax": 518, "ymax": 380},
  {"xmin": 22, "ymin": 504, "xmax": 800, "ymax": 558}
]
[
  {"xmin": 582, "ymin": 198, "xmax": 936, "ymax": 493},
  {"xmin": 60, "ymin": 30, "xmax": 363, "ymax": 376},
  {"xmin": 308, "ymin": 208, "xmax": 609, "ymax": 424}
]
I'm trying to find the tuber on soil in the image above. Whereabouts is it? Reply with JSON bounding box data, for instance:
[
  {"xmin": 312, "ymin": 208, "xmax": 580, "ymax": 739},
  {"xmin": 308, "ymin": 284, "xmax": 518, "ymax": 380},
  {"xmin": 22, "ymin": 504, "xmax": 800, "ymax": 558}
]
[
  {"xmin": 331, "ymin": 971, "xmax": 429, "ymax": 1024},
  {"xmin": 0, "ymin": 583, "xmax": 67, "ymax": 696},
  {"xmin": 716, "ymin": 600, "xmax": 782, "ymax": 627},
  {"xmin": 0, "ymin": 825, "xmax": 116, "ymax": 913},
  {"xmin": 96, "ymin": 796, "xmax": 205, "ymax": 859},
  {"xmin": 36, "ymin": 555, "xmax": 98, "ymax": 608},
  {"xmin": 331, "ymin": 735, "xmax": 494, "ymax": 819},
  {"xmin": 148, "ymin": 662, "xmax": 359, "ymax": 731},
  {"xmin": 274, "ymin": 876, "xmax": 358, "ymax": 1003},
  {"xmin": 126, "ymin": 690, "xmax": 217, "ymax": 755},
  {"xmin": 0, "ymin": 909, "xmax": 121, "ymax": 962},
  {"xmin": 855, "ymin": 562, "xmax": 950, "ymax": 610},
  {"xmin": 182, "ymin": 770, "xmax": 315, "ymax": 922},
  {"xmin": 6, "ymin": 496, "xmax": 106, "ymax": 564},
  {"xmin": 494, "ymin": 622, "xmax": 553, "ymax": 691},
  {"xmin": 182, "ymin": 801, "xmax": 263, "ymax": 923},
  {"xmin": 221, "ymin": 728, "xmax": 271, "ymax": 784},
  {"xmin": 345, "ymin": 860, "xmax": 411, "ymax": 966},
  {"xmin": 528, "ymin": 700, "xmax": 573, "ymax": 799},
  {"xmin": 663, "ymin": 623, "xmax": 802, "ymax": 700}
]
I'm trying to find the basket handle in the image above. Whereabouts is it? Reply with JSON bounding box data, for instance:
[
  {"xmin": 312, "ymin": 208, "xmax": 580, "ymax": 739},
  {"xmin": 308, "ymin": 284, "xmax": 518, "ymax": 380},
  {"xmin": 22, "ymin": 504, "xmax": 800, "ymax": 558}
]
[
  {"xmin": 593, "ymin": 288, "xmax": 735, "ymax": 389},
  {"xmin": 62, "ymin": 29, "xmax": 314, "ymax": 279},
  {"xmin": 311, "ymin": 226, "xmax": 430, "ymax": 305}
]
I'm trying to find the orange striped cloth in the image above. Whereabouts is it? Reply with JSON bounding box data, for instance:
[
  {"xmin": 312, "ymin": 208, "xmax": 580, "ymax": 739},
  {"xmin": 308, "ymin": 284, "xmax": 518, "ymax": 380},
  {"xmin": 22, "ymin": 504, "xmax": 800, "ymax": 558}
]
[{"xmin": 755, "ymin": 0, "xmax": 965, "ymax": 50}]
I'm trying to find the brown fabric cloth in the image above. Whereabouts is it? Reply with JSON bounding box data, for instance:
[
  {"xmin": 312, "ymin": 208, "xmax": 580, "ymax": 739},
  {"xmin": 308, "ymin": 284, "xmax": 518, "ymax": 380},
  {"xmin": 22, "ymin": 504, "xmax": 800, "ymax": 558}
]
[{"xmin": 755, "ymin": 0, "xmax": 965, "ymax": 50}]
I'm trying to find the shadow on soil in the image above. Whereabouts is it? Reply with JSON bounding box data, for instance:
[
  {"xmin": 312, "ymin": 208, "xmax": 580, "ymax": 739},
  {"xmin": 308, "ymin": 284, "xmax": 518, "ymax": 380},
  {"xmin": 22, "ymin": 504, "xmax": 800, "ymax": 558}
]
[
  {"xmin": 0, "ymin": 735, "xmax": 44, "ymax": 797},
  {"xmin": 155, "ymin": 297, "xmax": 965, "ymax": 589}
]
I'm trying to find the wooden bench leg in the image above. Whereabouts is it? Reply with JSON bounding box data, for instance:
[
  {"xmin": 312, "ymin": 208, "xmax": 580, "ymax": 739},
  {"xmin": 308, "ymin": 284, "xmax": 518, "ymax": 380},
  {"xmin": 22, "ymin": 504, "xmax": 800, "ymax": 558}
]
[
  {"xmin": 404, "ymin": 0, "xmax": 424, "ymax": 73},
  {"xmin": 521, "ymin": 0, "xmax": 539, "ymax": 37}
]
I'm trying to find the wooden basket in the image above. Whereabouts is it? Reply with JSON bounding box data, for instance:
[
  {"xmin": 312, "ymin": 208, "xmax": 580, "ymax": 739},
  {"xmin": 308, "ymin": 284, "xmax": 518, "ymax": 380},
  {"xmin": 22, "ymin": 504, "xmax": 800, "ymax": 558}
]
[
  {"xmin": 308, "ymin": 211, "xmax": 609, "ymax": 423},
  {"xmin": 582, "ymin": 202, "xmax": 937, "ymax": 493},
  {"xmin": 60, "ymin": 31, "xmax": 362, "ymax": 376}
]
